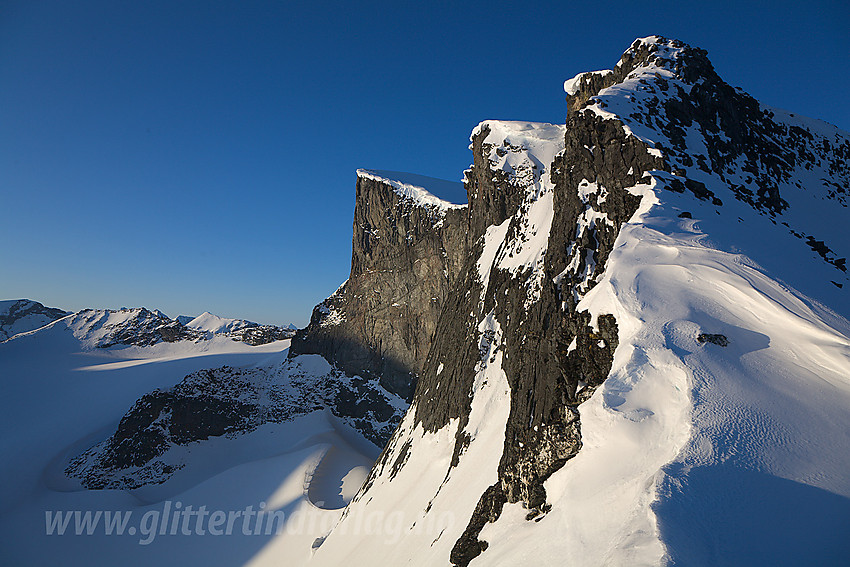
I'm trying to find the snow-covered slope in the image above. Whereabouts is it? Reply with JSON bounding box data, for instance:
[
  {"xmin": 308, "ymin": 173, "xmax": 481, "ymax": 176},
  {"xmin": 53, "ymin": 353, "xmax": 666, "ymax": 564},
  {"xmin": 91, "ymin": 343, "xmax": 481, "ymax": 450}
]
[
  {"xmin": 0, "ymin": 299, "xmax": 69, "ymax": 341},
  {"xmin": 186, "ymin": 311, "xmax": 256, "ymax": 335},
  {"xmin": 307, "ymin": 37, "xmax": 850, "ymax": 566},
  {"xmin": 0, "ymin": 305, "xmax": 387, "ymax": 566},
  {"xmin": 181, "ymin": 311, "xmax": 294, "ymax": 344}
]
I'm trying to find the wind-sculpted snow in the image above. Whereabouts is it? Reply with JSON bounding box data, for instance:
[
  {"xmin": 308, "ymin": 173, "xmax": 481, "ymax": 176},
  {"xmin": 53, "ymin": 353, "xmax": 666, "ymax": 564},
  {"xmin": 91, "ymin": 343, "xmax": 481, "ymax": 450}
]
[
  {"xmin": 477, "ymin": 178, "xmax": 850, "ymax": 565},
  {"xmin": 572, "ymin": 35, "xmax": 850, "ymax": 302}
]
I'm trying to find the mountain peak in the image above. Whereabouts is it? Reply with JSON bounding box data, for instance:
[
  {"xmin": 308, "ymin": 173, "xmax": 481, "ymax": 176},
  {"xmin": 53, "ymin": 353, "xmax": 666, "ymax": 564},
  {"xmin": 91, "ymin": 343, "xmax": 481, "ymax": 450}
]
[
  {"xmin": 564, "ymin": 35, "xmax": 718, "ymax": 114},
  {"xmin": 618, "ymin": 35, "xmax": 715, "ymax": 82}
]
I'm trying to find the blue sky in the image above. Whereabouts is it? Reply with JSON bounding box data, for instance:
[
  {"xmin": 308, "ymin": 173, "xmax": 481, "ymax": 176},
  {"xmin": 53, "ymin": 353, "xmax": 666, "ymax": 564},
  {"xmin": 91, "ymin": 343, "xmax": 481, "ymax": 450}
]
[{"xmin": 2, "ymin": 0, "xmax": 848, "ymax": 326}]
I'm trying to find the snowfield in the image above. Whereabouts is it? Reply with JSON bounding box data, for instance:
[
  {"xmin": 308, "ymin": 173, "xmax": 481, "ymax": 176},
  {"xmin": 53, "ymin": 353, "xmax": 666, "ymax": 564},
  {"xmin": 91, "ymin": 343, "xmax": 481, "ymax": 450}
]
[{"xmin": 0, "ymin": 318, "xmax": 379, "ymax": 566}]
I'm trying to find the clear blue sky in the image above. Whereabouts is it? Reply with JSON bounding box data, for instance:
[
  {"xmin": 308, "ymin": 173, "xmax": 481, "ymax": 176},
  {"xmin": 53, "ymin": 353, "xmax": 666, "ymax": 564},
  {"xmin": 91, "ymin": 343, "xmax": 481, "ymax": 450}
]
[{"xmin": 2, "ymin": 0, "xmax": 848, "ymax": 326}]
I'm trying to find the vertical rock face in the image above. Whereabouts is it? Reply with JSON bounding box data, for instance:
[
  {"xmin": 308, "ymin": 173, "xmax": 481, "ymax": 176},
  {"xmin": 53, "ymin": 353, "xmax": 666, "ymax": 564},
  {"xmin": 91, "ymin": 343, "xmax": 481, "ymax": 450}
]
[
  {"xmin": 291, "ymin": 171, "xmax": 468, "ymax": 401},
  {"xmin": 437, "ymin": 117, "xmax": 651, "ymax": 565}
]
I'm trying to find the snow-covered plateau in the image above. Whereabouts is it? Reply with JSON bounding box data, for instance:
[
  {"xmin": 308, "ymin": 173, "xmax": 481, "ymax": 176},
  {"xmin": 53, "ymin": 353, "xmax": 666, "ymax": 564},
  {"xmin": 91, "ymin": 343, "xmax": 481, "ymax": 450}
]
[{"xmin": 2, "ymin": 36, "xmax": 849, "ymax": 566}]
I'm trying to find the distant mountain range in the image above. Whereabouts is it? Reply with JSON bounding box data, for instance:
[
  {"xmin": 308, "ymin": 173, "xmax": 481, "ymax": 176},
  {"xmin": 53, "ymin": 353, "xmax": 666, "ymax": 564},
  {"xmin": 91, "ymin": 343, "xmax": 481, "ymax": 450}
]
[{"xmin": 0, "ymin": 299, "xmax": 297, "ymax": 347}]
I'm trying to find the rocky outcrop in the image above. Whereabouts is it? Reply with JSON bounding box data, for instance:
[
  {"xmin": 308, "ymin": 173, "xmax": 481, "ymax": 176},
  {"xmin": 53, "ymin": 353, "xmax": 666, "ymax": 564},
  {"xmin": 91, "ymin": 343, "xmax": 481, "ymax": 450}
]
[
  {"xmin": 66, "ymin": 355, "xmax": 406, "ymax": 489},
  {"xmin": 232, "ymin": 324, "xmax": 294, "ymax": 345},
  {"xmin": 291, "ymin": 171, "xmax": 469, "ymax": 401}
]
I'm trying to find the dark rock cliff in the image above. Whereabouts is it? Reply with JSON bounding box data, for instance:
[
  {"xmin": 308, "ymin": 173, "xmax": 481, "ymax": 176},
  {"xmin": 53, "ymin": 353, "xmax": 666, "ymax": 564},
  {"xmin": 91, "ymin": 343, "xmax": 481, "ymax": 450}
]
[
  {"xmin": 293, "ymin": 112, "xmax": 651, "ymax": 563},
  {"xmin": 291, "ymin": 172, "xmax": 469, "ymax": 401},
  {"xmin": 438, "ymin": 119, "xmax": 651, "ymax": 566}
]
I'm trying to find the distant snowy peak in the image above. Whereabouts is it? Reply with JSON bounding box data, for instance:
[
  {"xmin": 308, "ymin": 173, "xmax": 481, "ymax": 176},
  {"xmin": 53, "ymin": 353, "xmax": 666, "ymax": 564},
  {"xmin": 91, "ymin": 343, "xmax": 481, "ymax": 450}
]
[
  {"xmin": 0, "ymin": 299, "xmax": 69, "ymax": 342},
  {"xmin": 183, "ymin": 311, "xmax": 296, "ymax": 344},
  {"xmin": 356, "ymin": 169, "xmax": 467, "ymax": 211},
  {"xmin": 185, "ymin": 311, "xmax": 255, "ymax": 335}
]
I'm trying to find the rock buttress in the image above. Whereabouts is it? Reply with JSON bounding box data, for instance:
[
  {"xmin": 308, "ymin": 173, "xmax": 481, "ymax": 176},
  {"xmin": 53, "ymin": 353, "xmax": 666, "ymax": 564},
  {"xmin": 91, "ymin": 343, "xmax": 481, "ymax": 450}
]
[
  {"xmin": 291, "ymin": 173, "xmax": 468, "ymax": 401},
  {"xmin": 419, "ymin": 117, "xmax": 654, "ymax": 565}
]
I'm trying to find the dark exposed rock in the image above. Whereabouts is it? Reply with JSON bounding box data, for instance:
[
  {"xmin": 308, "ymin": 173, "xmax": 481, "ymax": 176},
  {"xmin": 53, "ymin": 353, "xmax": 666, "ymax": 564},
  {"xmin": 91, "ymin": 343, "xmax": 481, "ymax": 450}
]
[
  {"xmin": 66, "ymin": 356, "xmax": 407, "ymax": 490},
  {"xmin": 291, "ymin": 173, "xmax": 469, "ymax": 401},
  {"xmin": 67, "ymin": 366, "xmax": 259, "ymax": 489},
  {"xmin": 441, "ymin": 99, "xmax": 648, "ymax": 565},
  {"xmin": 697, "ymin": 333, "xmax": 730, "ymax": 346},
  {"xmin": 450, "ymin": 484, "xmax": 506, "ymax": 567},
  {"xmin": 389, "ymin": 438, "xmax": 412, "ymax": 481},
  {"xmin": 230, "ymin": 324, "xmax": 294, "ymax": 345}
]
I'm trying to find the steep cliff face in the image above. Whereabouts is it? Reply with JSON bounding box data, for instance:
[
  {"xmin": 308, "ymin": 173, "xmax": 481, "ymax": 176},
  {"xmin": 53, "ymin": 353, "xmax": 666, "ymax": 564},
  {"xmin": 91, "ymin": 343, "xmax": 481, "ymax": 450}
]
[
  {"xmin": 309, "ymin": 36, "xmax": 850, "ymax": 566},
  {"xmin": 291, "ymin": 170, "xmax": 468, "ymax": 401},
  {"xmin": 414, "ymin": 115, "xmax": 652, "ymax": 565}
]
